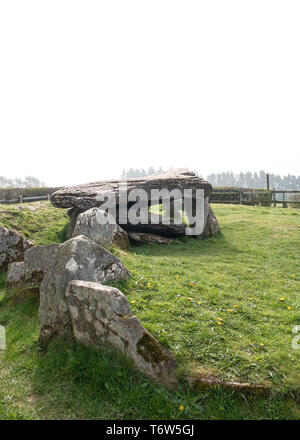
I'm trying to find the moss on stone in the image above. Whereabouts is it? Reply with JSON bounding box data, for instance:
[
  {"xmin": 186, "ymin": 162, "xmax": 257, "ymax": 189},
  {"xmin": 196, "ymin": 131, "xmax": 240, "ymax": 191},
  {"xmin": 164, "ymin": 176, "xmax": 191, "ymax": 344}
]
[{"xmin": 137, "ymin": 332, "xmax": 166, "ymax": 364}]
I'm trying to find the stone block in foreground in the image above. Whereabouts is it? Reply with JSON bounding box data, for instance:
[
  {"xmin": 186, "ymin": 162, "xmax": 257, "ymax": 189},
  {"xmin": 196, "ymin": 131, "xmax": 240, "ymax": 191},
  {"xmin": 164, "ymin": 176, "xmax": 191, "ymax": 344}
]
[{"xmin": 66, "ymin": 280, "xmax": 178, "ymax": 388}]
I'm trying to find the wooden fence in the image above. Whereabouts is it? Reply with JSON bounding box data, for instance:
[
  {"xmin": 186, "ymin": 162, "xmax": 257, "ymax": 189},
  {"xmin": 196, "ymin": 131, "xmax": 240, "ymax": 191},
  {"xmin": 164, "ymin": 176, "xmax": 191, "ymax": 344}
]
[
  {"xmin": 211, "ymin": 190, "xmax": 300, "ymax": 207},
  {"xmin": 1, "ymin": 189, "xmax": 300, "ymax": 208},
  {"xmin": 0, "ymin": 194, "xmax": 51, "ymax": 204}
]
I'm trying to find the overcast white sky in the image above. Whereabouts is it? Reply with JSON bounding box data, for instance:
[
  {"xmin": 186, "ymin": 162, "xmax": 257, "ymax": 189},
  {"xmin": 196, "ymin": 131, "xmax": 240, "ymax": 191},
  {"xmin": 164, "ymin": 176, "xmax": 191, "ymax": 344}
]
[{"xmin": 0, "ymin": 1, "xmax": 299, "ymax": 186}]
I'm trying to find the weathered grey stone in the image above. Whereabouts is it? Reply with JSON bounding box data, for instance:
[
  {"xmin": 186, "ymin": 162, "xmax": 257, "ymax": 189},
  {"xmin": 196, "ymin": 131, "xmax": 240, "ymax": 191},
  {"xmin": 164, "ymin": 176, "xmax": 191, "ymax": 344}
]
[
  {"xmin": 6, "ymin": 262, "xmax": 25, "ymax": 295},
  {"xmin": 128, "ymin": 232, "xmax": 173, "ymax": 245},
  {"xmin": 66, "ymin": 280, "xmax": 178, "ymax": 388},
  {"xmin": 72, "ymin": 208, "xmax": 130, "ymax": 250},
  {"xmin": 38, "ymin": 235, "xmax": 130, "ymax": 348},
  {"xmin": 24, "ymin": 243, "xmax": 60, "ymax": 284},
  {"xmin": 51, "ymin": 170, "xmax": 219, "ymax": 239},
  {"xmin": 123, "ymin": 211, "xmax": 187, "ymax": 237},
  {"xmin": 5, "ymin": 243, "xmax": 60, "ymax": 299},
  {"xmin": 199, "ymin": 206, "xmax": 220, "ymax": 238},
  {"xmin": 66, "ymin": 207, "xmax": 84, "ymax": 240},
  {"xmin": 0, "ymin": 225, "xmax": 32, "ymax": 271},
  {"xmin": 67, "ymin": 209, "xmax": 187, "ymax": 239},
  {"xmin": 50, "ymin": 169, "xmax": 212, "ymax": 210}
]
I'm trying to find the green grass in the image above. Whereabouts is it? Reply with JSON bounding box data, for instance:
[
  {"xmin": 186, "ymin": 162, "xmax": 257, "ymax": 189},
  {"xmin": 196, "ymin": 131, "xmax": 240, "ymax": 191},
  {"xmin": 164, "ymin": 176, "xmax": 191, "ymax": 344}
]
[
  {"xmin": 116, "ymin": 205, "xmax": 300, "ymax": 390},
  {"xmin": 0, "ymin": 202, "xmax": 300, "ymax": 419},
  {"xmin": 0, "ymin": 201, "xmax": 68, "ymax": 245}
]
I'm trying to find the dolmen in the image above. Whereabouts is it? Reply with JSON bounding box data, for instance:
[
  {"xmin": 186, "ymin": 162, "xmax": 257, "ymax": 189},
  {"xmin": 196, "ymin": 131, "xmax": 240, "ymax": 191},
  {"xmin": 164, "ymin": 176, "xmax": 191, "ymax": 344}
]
[
  {"xmin": 51, "ymin": 169, "xmax": 220, "ymax": 243},
  {"xmin": 4, "ymin": 169, "xmax": 220, "ymax": 388}
]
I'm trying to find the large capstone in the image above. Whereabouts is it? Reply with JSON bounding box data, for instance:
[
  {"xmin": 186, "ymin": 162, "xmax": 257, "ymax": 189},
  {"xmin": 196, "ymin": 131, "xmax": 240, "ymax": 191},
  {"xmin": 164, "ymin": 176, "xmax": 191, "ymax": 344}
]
[{"xmin": 50, "ymin": 169, "xmax": 212, "ymax": 210}]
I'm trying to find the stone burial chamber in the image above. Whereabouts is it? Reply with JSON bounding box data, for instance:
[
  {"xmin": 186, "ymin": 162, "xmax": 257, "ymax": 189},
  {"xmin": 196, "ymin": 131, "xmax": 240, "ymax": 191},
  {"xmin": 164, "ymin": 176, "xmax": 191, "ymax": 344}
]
[
  {"xmin": 50, "ymin": 169, "xmax": 220, "ymax": 242},
  {"xmin": 3, "ymin": 170, "xmax": 221, "ymax": 388}
]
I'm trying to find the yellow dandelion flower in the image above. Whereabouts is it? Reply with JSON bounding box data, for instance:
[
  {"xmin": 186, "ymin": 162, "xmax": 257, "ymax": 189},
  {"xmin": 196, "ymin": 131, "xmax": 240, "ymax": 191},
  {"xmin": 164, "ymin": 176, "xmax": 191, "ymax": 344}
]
[
  {"xmin": 130, "ymin": 300, "xmax": 136, "ymax": 304},
  {"xmin": 279, "ymin": 297, "xmax": 286, "ymax": 301},
  {"xmin": 217, "ymin": 321, "xmax": 222, "ymax": 325},
  {"xmin": 227, "ymin": 309, "xmax": 234, "ymax": 313},
  {"xmin": 260, "ymin": 343, "xmax": 265, "ymax": 347},
  {"xmin": 178, "ymin": 285, "xmax": 182, "ymax": 289},
  {"xmin": 233, "ymin": 304, "xmax": 239, "ymax": 308},
  {"xmin": 187, "ymin": 297, "xmax": 193, "ymax": 301},
  {"xmin": 217, "ymin": 317, "xmax": 223, "ymax": 321},
  {"xmin": 147, "ymin": 282, "xmax": 151, "ymax": 288},
  {"xmin": 197, "ymin": 301, "xmax": 202, "ymax": 305},
  {"xmin": 179, "ymin": 405, "xmax": 184, "ymax": 411},
  {"xmin": 287, "ymin": 306, "xmax": 292, "ymax": 310}
]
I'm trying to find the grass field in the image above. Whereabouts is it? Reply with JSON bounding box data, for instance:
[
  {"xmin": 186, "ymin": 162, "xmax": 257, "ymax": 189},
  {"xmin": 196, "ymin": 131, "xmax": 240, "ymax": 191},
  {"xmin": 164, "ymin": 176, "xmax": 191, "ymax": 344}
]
[{"xmin": 0, "ymin": 202, "xmax": 299, "ymax": 419}]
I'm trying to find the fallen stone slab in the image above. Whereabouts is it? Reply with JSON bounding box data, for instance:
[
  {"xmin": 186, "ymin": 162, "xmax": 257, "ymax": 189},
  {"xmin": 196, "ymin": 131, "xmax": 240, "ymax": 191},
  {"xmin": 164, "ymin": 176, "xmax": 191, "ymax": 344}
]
[
  {"xmin": 38, "ymin": 235, "xmax": 130, "ymax": 348},
  {"xmin": 128, "ymin": 232, "xmax": 173, "ymax": 245},
  {"xmin": 0, "ymin": 225, "xmax": 32, "ymax": 271},
  {"xmin": 66, "ymin": 280, "xmax": 178, "ymax": 388},
  {"xmin": 72, "ymin": 208, "xmax": 130, "ymax": 250}
]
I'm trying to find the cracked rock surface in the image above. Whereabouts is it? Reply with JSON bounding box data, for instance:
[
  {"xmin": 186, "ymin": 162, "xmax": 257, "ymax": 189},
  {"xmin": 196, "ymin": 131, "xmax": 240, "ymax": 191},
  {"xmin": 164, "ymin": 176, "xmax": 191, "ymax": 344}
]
[
  {"xmin": 66, "ymin": 280, "xmax": 178, "ymax": 387},
  {"xmin": 0, "ymin": 225, "xmax": 32, "ymax": 271},
  {"xmin": 72, "ymin": 208, "xmax": 130, "ymax": 250}
]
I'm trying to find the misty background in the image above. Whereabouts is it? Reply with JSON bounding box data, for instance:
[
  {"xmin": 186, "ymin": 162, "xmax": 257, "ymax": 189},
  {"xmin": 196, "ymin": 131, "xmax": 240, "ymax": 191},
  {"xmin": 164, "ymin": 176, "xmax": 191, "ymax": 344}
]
[
  {"xmin": 1, "ymin": 169, "xmax": 300, "ymax": 190},
  {"xmin": 0, "ymin": 1, "xmax": 299, "ymax": 187}
]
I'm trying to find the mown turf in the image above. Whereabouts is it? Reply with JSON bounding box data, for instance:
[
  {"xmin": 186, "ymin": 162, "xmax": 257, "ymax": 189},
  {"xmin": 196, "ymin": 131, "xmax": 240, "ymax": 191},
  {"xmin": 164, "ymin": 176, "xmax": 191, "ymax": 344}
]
[{"xmin": 0, "ymin": 202, "xmax": 299, "ymax": 419}]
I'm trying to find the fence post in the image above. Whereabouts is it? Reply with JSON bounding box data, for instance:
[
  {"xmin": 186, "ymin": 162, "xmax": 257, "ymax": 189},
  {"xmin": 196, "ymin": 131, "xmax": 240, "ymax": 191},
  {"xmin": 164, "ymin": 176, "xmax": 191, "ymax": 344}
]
[
  {"xmin": 273, "ymin": 190, "xmax": 276, "ymax": 208},
  {"xmin": 282, "ymin": 192, "xmax": 288, "ymax": 208},
  {"xmin": 239, "ymin": 191, "xmax": 242, "ymax": 205},
  {"xmin": 19, "ymin": 195, "xmax": 23, "ymax": 204},
  {"xmin": 266, "ymin": 174, "xmax": 270, "ymax": 191}
]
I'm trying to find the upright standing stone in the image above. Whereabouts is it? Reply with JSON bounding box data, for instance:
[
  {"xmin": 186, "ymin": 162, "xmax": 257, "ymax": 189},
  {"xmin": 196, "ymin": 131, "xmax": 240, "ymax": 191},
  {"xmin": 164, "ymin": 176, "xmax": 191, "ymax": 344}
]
[
  {"xmin": 0, "ymin": 225, "xmax": 32, "ymax": 271},
  {"xmin": 66, "ymin": 280, "xmax": 178, "ymax": 388}
]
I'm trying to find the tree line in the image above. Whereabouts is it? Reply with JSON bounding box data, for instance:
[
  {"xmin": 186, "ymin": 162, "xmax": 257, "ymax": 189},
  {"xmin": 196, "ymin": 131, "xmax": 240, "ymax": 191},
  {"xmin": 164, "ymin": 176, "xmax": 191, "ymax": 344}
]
[
  {"xmin": 121, "ymin": 168, "xmax": 300, "ymax": 190},
  {"xmin": 0, "ymin": 176, "xmax": 45, "ymax": 188},
  {"xmin": 121, "ymin": 167, "xmax": 166, "ymax": 179},
  {"xmin": 206, "ymin": 171, "xmax": 300, "ymax": 190}
]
